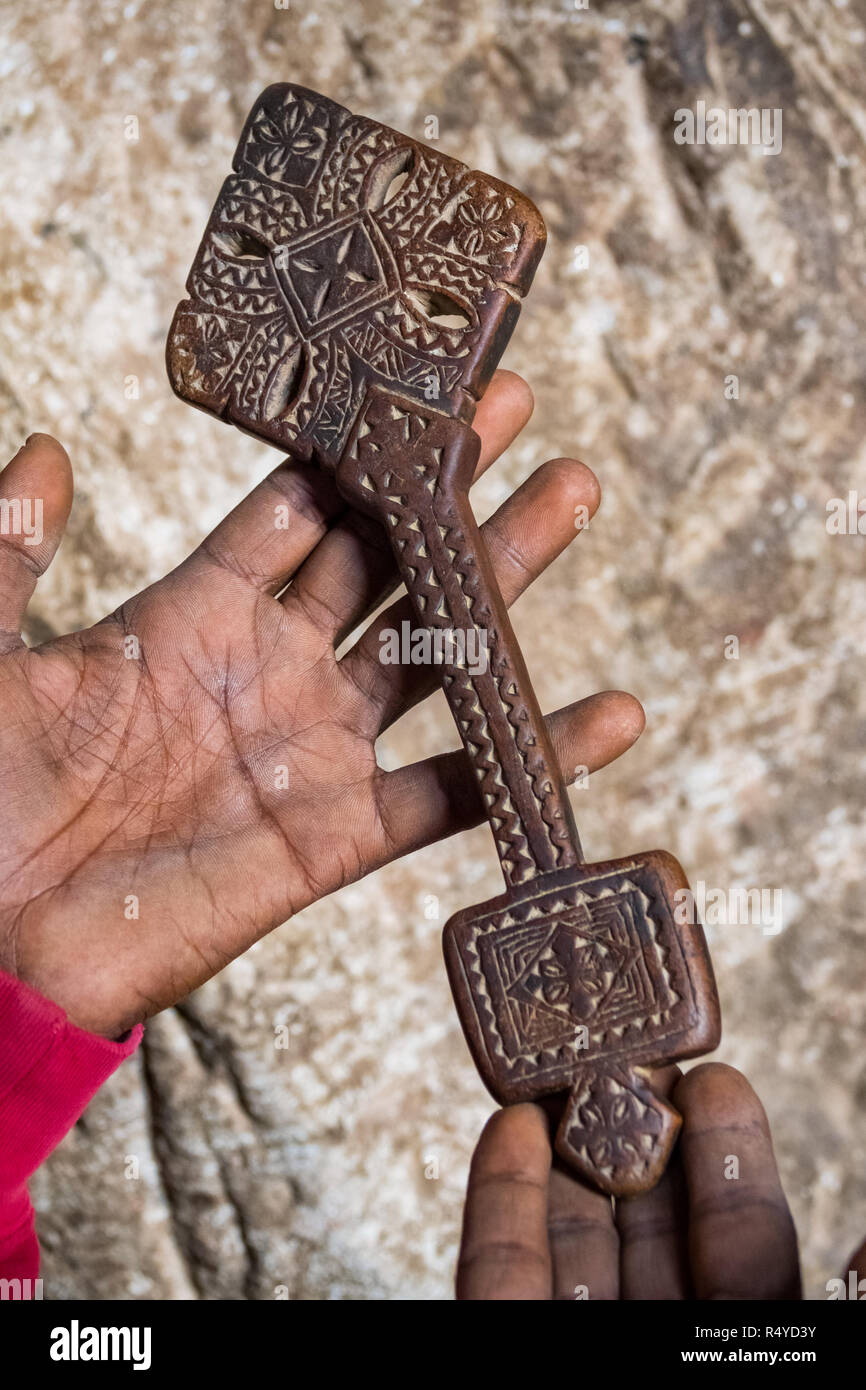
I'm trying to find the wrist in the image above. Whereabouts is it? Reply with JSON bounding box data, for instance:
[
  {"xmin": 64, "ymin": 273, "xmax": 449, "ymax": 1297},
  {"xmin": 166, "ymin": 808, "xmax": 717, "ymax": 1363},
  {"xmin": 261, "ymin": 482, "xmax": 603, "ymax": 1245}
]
[{"xmin": 2, "ymin": 930, "xmax": 140, "ymax": 1041}]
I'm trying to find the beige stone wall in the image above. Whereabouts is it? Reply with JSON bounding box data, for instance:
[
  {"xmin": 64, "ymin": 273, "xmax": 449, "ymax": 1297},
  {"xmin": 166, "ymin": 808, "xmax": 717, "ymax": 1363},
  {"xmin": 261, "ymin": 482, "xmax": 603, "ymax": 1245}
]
[{"xmin": 1, "ymin": 0, "xmax": 863, "ymax": 1298}]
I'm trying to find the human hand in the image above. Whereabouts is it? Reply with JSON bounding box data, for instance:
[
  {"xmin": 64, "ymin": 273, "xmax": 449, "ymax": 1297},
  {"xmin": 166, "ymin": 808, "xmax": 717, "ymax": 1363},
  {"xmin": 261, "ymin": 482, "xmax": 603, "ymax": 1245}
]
[
  {"xmin": 457, "ymin": 1062, "xmax": 802, "ymax": 1300},
  {"xmin": 0, "ymin": 372, "xmax": 645, "ymax": 1037}
]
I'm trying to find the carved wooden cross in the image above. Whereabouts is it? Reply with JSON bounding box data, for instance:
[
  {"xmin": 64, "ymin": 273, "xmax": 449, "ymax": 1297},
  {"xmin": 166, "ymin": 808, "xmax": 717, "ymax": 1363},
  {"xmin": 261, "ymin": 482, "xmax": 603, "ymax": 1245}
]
[{"xmin": 167, "ymin": 83, "xmax": 720, "ymax": 1196}]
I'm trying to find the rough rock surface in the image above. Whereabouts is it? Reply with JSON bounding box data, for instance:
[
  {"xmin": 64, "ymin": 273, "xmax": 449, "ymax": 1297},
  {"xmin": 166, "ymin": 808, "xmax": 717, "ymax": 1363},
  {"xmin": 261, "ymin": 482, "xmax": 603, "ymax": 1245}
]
[{"xmin": 1, "ymin": 0, "xmax": 863, "ymax": 1299}]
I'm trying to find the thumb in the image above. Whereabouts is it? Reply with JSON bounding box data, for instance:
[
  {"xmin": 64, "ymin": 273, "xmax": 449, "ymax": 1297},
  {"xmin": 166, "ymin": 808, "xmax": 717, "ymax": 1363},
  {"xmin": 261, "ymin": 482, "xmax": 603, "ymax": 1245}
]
[{"xmin": 0, "ymin": 433, "xmax": 73, "ymax": 638}]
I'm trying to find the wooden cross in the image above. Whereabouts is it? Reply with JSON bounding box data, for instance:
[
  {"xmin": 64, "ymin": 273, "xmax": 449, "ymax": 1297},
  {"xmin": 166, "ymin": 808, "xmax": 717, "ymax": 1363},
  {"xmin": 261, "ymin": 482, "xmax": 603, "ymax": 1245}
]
[{"xmin": 167, "ymin": 83, "xmax": 721, "ymax": 1195}]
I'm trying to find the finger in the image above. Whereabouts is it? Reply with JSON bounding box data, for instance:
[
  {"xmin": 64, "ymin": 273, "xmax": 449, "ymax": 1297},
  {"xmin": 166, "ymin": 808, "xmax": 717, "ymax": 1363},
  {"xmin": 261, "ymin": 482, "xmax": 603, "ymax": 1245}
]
[
  {"xmin": 846, "ymin": 1237, "xmax": 866, "ymax": 1286},
  {"xmin": 181, "ymin": 457, "xmax": 345, "ymax": 595},
  {"xmin": 0, "ymin": 434, "xmax": 72, "ymax": 640},
  {"xmin": 457, "ymin": 1104, "xmax": 553, "ymax": 1300},
  {"xmin": 470, "ymin": 369, "xmax": 537, "ymax": 474},
  {"xmin": 675, "ymin": 1063, "xmax": 801, "ymax": 1299},
  {"xmin": 282, "ymin": 370, "xmax": 535, "ymax": 641},
  {"xmin": 615, "ymin": 1066, "xmax": 693, "ymax": 1299},
  {"xmin": 547, "ymin": 1156, "xmax": 619, "ymax": 1300},
  {"xmin": 340, "ymin": 456, "xmax": 600, "ymax": 725},
  {"xmin": 372, "ymin": 690, "xmax": 644, "ymax": 865}
]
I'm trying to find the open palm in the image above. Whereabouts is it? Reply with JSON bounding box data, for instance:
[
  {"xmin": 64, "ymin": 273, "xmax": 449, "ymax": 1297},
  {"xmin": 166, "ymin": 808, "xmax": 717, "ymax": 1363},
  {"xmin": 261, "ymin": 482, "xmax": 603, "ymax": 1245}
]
[{"xmin": 0, "ymin": 373, "xmax": 643, "ymax": 1037}]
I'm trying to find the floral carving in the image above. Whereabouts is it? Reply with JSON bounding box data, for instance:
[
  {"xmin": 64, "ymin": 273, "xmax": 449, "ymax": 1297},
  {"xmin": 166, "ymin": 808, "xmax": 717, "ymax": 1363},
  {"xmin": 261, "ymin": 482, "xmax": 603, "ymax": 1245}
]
[{"xmin": 452, "ymin": 194, "xmax": 521, "ymax": 261}]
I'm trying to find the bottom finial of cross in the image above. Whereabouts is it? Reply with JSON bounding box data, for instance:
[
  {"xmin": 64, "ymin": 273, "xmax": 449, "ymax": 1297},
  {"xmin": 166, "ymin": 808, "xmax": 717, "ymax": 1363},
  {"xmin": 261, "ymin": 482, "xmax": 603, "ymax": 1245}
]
[{"xmin": 554, "ymin": 1064, "xmax": 682, "ymax": 1197}]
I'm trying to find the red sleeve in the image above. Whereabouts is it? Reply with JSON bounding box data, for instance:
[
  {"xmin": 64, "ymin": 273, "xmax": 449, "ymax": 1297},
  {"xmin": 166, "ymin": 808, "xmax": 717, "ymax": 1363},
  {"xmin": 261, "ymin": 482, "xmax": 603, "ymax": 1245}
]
[{"xmin": 0, "ymin": 969, "xmax": 142, "ymax": 1289}]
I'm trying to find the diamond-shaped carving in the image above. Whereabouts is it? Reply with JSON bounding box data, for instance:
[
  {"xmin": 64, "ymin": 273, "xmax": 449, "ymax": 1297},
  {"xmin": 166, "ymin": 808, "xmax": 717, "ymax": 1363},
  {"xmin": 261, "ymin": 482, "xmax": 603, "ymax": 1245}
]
[
  {"xmin": 277, "ymin": 215, "xmax": 393, "ymax": 335},
  {"xmin": 474, "ymin": 879, "xmax": 674, "ymax": 1066},
  {"xmin": 505, "ymin": 910, "xmax": 638, "ymax": 1026}
]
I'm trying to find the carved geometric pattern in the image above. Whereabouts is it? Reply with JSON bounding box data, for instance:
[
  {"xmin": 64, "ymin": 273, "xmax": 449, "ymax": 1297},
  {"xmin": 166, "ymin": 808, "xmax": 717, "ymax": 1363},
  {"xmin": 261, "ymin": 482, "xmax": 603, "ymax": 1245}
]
[
  {"xmin": 167, "ymin": 83, "xmax": 544, "ymax": 467},
  {"xmin": 493, "ymin": 895, "xmax": 649, "ymax": 1048},
  {"xmin": 433, "ymin": 489, "xmax": 578, "ymax": 873},
  {"xmin": 444, "ymin": 850, "xmax": 721, "ymax": 1194},
  {"xmin": 445, "ymin": 860, "xmax": 701, "ymax": 1099},
  {"xmin": 555, "ymin": 1066, "xmax": 681, "ymax": 1194},
  {"xmin": 341, "ymin": 389, "xmax": 578, "ymax": 883}
]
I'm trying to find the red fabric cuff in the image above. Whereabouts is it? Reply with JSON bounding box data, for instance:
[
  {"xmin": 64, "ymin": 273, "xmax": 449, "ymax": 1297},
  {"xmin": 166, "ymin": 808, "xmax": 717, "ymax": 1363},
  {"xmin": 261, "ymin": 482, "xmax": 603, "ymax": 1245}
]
[{"xmin": 0, "ymin": 968, "xmax": 142, "ymax": 1285}]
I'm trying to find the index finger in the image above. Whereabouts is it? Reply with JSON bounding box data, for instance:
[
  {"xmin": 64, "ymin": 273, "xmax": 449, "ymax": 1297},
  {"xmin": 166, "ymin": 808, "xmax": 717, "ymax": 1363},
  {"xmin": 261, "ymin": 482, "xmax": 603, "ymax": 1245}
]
[{"xmin": 457, "ymin": 1103, "xmax": 553, "ymax": 1301}]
